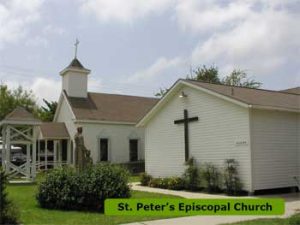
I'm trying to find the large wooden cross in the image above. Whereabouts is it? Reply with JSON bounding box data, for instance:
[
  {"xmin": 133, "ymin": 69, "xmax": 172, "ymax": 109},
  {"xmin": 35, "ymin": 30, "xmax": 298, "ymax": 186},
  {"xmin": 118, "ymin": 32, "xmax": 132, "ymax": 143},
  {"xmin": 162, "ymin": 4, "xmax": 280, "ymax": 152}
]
[{"xmin": 174, "ymin": 109, "xmax": 199, "ymax": 161}]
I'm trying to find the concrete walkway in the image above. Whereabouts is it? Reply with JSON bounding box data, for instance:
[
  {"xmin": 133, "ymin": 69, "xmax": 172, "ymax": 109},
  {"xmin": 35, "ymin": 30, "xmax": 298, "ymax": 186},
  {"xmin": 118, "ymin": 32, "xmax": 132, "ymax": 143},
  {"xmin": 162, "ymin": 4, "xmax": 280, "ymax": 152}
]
[{"xmin": 124, "ymin": 183, "xmax": 300, "ymax": 225}]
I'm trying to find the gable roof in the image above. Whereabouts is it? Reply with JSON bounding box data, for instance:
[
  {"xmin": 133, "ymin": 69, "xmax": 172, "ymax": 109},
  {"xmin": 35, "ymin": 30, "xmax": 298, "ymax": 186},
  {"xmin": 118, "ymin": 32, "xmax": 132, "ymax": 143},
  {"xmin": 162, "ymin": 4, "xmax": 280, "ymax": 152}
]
[
  {"xmin": 137, "ymin": 79, "xmax": 300, "ymax": 127},
  {"xmin": 280, "ymin": 87, "xmax": 300, "ymax": 95},
  {"xmin": 40, "ymin": 122, "xmax": 69, "ymax": 139},
  {"xmin": 185, "ymin": 80, "xmax": 299, "ymax": 112},
  {"xmin": 67, "ymin": 58, "xmax": 85, "ymax": 69},
  {"xmin": 65, "ymin": 92, "xmax": 159, "ymax": 124},
  {"xmin": 0, "ymin": 106, "xmax": 41, "ymax": 126}
]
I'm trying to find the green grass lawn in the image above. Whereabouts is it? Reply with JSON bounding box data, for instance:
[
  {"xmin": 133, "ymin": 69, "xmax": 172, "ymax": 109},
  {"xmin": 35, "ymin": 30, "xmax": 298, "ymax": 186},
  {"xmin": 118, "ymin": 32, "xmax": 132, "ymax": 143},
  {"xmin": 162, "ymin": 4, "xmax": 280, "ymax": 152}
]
[
  {"xmin": 223, "ymin": 213, "xmax": 300, "ymax": 225},
  {"xmin": 128, "ymin": 175, "xmax": 140, "ymax": 183},
  {"xmin": 7, "ymin": 182, "xmax": 182, "ymax": 225}
]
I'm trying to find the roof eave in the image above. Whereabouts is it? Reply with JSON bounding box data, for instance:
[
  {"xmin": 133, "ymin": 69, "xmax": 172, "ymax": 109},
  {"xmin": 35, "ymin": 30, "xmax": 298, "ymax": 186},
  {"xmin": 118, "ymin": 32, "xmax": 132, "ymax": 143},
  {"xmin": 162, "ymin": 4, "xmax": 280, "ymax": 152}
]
[
  {"xmin": 74, "ymin": 119, "xmax": 136, "ymax": 125},
  {"xmin": 59, "ymin": 67, "xmax": 91, "ymax": 76},
  {"xmin": 250, "ymin": 105, "xmax": 300, "ymax": 113}
]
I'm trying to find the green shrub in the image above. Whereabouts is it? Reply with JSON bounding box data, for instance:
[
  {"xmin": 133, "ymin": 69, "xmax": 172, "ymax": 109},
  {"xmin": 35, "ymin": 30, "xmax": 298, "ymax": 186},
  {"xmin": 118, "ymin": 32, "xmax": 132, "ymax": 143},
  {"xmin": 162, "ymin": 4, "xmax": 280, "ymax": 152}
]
[
  {"xmin": 223, "ymin": 159, "xmax": 243, "ymax": 196},
  {"xmin": 37, "ymin": 164, "xmax": 131, "ymax": 211},
  {"xmin": 0, "ymin": 169, "xmax": 20, "ymax": 225},
  {"xmin": 182, "ymin": 158, "xmax": 200, "ymax": 191},
  {"xmin": 289, "ymin": 213, "xmax": 300, "ymax": 225},
  {"xmin": 167, "ymin": 177, "xmax": 185, "ymax": 190},
  {"xmin": 148, "ymin": 176, "xmax": 184, "ymax": 190},
  {"xmin": 148, "ymin": 178, "xmax": 167, "ymax": 189},
  {"xmin": 140, "ymin": 173, "xmax": 152, "ymax": 186},
  {"xmin": 202, "ymin": 163, "xmax": 221, "ymax": 193}
]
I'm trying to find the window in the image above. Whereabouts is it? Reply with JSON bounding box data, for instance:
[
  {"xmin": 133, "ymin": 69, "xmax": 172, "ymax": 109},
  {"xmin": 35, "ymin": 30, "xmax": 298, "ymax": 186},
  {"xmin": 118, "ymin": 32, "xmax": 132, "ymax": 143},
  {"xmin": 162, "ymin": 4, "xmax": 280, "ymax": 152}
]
[
  {"xmin": 129, "ymin": 139, "xmax": 138, "ymax": 162},
  {"xmin": 100, "ymin": 138, "xmax": 108, "ymax": 161}
]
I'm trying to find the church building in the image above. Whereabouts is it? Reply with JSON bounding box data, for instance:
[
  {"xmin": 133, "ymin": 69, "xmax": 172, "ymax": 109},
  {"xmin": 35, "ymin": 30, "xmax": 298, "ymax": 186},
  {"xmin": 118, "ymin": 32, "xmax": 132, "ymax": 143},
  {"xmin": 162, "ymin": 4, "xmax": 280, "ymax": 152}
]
[
  {"xmin": 137, "ymin": 79, "xmax": 300, "ymax": 193},
  {"xmin": 51, "ymin": 57, "xmax": 158, "ymax": 165}
]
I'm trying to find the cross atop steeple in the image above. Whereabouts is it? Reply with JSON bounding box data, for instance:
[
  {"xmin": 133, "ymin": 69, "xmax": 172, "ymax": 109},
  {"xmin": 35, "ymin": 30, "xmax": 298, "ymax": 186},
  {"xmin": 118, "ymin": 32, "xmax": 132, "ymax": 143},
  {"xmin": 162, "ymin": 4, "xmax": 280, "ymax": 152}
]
[{"xmin": 74, "ymin": 38, "xmax": 79, "ymax": 58}]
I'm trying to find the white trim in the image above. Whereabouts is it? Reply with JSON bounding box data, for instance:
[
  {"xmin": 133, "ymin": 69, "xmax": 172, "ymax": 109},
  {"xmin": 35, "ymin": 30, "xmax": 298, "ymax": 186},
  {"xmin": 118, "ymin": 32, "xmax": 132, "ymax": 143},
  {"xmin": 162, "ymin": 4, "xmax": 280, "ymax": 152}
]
[
  {"xmin": 251, "ymin": 105, "xmax": 300, "ymax": 113},
  {"xmin": 0, "ymin": 120, "xmax": 41, "ymax": 126},
  {"xmin": 53, "ymin": 93, "xmax": 64, "ymax": 122},
  {"xmin": 53, "ymin": 91, "xmax": 77, "ymax": 122},
  {"xmin": 181, "ymin": 81, "xmax": 249, "ymax": 108},
  {"xmin": 137, "ymin": 80, "xmax": 249, "ymax": 127},
  {"xmin": 74, "ymin": 119, "xmax": 136, "ymax": 125},
  {"xmin": 136, "ymin": 80, "xmax": 184, "ymax": 127},
  {"xmin": 248, "ymin": 107, "xmax": 254, "ymax": 193},
  {"xmin": 60, "ymin": 67, "xmax": 91, "ymax": 76},
  {"xmin": 60, "ymin": 91, "xmax": 77, "ymax": 120},
  {"xmin": 137, "ymin": 80, "xmax": 300, "ymax": 127}
]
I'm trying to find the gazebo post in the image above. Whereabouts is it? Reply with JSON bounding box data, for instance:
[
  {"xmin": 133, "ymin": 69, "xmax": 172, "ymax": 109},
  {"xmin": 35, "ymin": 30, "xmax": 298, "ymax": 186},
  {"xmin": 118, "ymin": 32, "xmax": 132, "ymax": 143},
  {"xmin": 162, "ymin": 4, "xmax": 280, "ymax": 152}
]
[
  {"xmin": 45, "ymin": 139, "xmax": 48, "ymax": 170},
  {"xmin": 26, "ymin": 143, "xmax": 30, "ymax": 179},
  {"xmin": 1, "ymin": 125, "xmax": 6, "ymax": 169},
  {"xmin": 58, "ymin": 140, "xmax": 62, "ymax": 166},
  {"xmin": 53, "ymin": 140, "xmax": 57, "ymax": 167},
  {"xmin": 37, "ymin": 140, "xmax": 41, "ymax": 170},
  {"xmin": 6, "ymin": 126, "xmax": 11, "ymax": 174},
  {"xmin": 32, "ymin": 127, "xmax": 37, "ymax": 180},
  {"xmin": 67, "ymin": 139, "xmax": 71, "ymax": 164}
]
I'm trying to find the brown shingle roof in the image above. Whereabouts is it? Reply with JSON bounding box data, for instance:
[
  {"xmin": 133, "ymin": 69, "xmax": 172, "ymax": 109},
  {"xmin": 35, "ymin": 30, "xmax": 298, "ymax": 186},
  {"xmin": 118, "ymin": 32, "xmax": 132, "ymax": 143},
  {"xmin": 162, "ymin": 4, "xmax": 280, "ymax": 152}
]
[
  {"xmin": 280, "ymin": 87, "xmax": 300, "ymax": 95},
  {"xmin": 184, "ymin": 80, "xmax": 300, "ymax": 111},
  {"xmin": 66, "ymin": 92, "xmax": 159, "ymax": 123},
  {"xmin": 40, "ymin": 123, "xmax": 69, "ymax": 139},
  {"xmin": 2, "ymin": 106, "xmax": 41, "ymax": 123}
]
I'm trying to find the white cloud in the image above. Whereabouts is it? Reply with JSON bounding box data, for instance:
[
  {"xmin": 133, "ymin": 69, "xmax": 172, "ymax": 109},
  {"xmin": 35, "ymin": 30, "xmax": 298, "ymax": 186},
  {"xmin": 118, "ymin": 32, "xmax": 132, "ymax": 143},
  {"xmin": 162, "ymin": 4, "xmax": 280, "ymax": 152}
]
[
  {"xmin": 31, "ymin": 78, "xmax": 61, "ymax": 104},
  {"xmin": 88, "ymin": 78, "xmax": 103, "ymax": 92},
  {"xmin": 126, "ymin": 57, "xmax": 184, "ymax": 83},
  {"xmin": 42, "ymin": 25, "xmax": 65, "ymax": 36},
  {"xmin": 25, "ymin": 36, "xmax": 48, "ymax": 48},
  {"xmin": 1, "ymin": 76, "xmax": 61, "ymax": 105},
  {"xmin": 0, "ymin": 0, "xmax": 44, "ymax": 48},
  {"xmin": 187, "ymin": 0, "xmax": 300, "ymax": 78},
  {"xmin": 80, "ymin": 0, "xmax": 173, "ymax": 23},
  {"xmin": 175, "ymin": 0, "xmax": 252, "ymax": 33}
]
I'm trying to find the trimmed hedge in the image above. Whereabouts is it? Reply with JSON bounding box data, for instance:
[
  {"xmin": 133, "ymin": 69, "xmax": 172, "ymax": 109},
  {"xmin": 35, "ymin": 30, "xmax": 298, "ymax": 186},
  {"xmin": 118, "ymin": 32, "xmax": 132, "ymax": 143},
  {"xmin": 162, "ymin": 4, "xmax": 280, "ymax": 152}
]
[{"xmin": 37, "ymin": 164, "xmax": 131, "ymax": 211}]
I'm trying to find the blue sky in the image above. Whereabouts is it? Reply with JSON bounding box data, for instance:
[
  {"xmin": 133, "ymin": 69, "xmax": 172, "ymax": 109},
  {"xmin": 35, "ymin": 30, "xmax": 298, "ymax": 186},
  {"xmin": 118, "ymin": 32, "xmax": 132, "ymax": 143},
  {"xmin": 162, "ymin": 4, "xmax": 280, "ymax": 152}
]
[{"xmin": 0, "ymin": 0, "xmax": 299, "ymax": 104}]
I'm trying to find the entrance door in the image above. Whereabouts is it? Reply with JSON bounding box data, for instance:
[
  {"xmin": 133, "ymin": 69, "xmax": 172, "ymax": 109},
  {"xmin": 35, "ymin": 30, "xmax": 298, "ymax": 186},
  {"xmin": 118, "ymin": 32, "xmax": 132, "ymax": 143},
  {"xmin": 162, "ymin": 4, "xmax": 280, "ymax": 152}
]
[{"xmin": 99, "ymin": 138, "xmax": 108, "ymax": 161}]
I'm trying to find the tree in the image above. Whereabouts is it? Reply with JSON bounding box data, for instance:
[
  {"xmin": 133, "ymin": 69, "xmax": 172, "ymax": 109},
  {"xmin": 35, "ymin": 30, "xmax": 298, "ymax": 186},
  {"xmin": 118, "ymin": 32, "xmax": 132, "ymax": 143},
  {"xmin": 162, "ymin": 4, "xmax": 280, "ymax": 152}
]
[
  {"xmin": 222, "ymin": 69, "xmax": 262, "ymax": 88},
  {"xmin": 188, "ymin": 65, "xmax": 221, "ymax": 84},
  {"xmin": 0, "ymin": 84, "xmax": 37, "ymax": 121},
  {"xmin": 155, "ymin": 65, "xmax": 221, "ymax": 97},
  {"xmin": 154, "ymin": 88, "xmax": 169, "ymax": 97},
  {"xmin": 0, "ymin": 169, "xmax": 19, "ymax": 224},
  {"xmin": 154, "ymin": 66, "xmax": 262, "ymax": 97},
  {"xmin": 37, "ymin": 99, "xmax": 58, "ymax": 122}
]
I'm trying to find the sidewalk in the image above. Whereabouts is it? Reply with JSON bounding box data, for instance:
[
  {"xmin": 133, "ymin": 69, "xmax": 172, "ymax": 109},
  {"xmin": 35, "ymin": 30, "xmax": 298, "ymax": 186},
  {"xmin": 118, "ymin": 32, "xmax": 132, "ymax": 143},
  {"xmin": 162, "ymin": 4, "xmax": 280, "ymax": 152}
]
[{"xmin": 124, "ymin": 183, "xmax": 300, "ymax": 225}]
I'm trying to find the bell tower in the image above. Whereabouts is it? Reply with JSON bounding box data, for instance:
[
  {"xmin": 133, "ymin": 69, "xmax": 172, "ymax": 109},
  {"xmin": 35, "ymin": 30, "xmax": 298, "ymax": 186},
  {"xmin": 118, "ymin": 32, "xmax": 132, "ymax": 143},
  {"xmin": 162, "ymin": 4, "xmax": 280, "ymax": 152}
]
[{"xmin": 60, "ymin": 39, "xmax": 91, "ymax": 98}]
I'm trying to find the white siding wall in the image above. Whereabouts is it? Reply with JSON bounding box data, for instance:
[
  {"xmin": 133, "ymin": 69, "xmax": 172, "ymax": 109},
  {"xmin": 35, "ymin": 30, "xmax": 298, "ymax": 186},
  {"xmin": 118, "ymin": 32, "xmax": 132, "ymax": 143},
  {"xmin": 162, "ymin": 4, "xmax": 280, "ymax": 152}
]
[
  {"xmin": 145, "ymin": 86, "xmax": 252, "ymax": 191},
  {"xmin": 251, "ymin": 109, "xmax": 300, "ymax": 190},
  {"xmin": 55, "ymin": 95, "xmax": 145, "ymax": 163},
  {"xmin": 62, "ymin": 72, "xmax": 88, "ymax": 98},
  {"xmin": 76, "ymin": 123, "xmax": 145, "ymax": 163},
  {"xmin": 55, "ymin": 96, "xmax": 77, "ymax": 139}
]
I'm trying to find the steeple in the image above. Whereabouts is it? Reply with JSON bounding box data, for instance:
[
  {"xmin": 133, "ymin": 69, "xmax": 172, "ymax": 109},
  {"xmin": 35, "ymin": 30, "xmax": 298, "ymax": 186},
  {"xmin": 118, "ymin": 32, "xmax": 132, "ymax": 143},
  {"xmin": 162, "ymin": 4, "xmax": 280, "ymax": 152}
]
[{"xmin": 60, "ymin": 39, "xmax": 91, "ymax": 98}]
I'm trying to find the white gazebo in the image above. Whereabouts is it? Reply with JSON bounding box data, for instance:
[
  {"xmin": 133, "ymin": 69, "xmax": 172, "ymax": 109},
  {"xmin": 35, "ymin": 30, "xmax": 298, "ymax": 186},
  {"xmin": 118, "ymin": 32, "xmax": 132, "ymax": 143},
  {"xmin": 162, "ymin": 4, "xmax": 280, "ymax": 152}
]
[
  {"xmin": 0, "ymin": 107, "xmax": 41, "ymax": 182},
  {"xmin": 38, "ymin": 122, "xmax": 71, "ymax": 170}
]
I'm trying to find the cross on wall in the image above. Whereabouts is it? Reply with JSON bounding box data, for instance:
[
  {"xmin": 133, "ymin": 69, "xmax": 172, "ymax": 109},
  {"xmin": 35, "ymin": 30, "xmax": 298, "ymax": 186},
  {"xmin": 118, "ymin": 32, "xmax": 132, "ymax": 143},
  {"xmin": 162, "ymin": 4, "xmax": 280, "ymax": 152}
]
[{"xmin": 174, "ymin": 109, "xmax": 199, "ymax": 162}]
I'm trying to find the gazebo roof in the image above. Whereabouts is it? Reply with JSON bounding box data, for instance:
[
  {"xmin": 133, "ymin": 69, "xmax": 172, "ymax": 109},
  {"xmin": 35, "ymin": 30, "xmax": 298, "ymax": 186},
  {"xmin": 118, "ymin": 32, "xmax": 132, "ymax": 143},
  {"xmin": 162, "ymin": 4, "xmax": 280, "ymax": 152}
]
[
  {"xmin": 39, "ymin": 122, "xmax": 70, "ymax": 139},
  {"xmin": 0, "ymin": 106, "xmax": 41, "ymax": 126}
]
